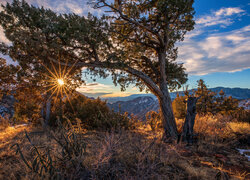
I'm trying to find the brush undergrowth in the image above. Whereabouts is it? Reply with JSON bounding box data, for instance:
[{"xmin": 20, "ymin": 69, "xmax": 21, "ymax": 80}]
[{"xmin": 6, "ymin": 114, "xmax": 250, "ymax": 179}]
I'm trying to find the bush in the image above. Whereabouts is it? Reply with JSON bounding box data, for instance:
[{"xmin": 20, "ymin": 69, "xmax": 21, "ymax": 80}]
[
  {"xmin": 145, "ymin": 111, "xmax": 162, "ymax": 131},
  {"xmin": 13, "ymin": 88, "xmax": 42, "ymax": 124},
  {"xmin": 12, "ymin": 120, "xmax": 90, "ymax": 179},
  {"xmin": 172, "ymin": 94, "xmax": 186, "ymax": 119},
  {"xmin": 50, "ymin": 93, "xmax": 135, "ymax": 130}
]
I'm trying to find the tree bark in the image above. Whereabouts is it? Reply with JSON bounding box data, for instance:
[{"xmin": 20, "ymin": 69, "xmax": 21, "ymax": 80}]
[
  {"xmin": 158, "ymin": 89, "xmax": 178, "ymax": 140},
  {"xmin": 181, "ymin": 97, "xmax": 199, "ymax": 144},
  {"xmin": 45, "ymin": 96, "xmax": 51, "ymax": 126},
  {"xmin": 157, "ymin": 49, "xmax": 178, "ymax": 140}
]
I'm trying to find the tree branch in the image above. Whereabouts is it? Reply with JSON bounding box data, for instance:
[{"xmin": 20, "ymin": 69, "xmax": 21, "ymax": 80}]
[
  {"xmin": 47, "ymin": 56, "xmax": 162, "ymax": 96},
  {"xmin": 98, "ymin": 0, "xmax": 164, "ymax": 46}
]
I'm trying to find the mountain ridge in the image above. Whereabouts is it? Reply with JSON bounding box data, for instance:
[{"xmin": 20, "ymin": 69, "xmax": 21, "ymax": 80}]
[
  {"xmin": 104, "ymin": 87, "xmax": 250, "ymax": 121},
  {"xmin": 102, "ymin": 87, "xmax": 250, "ymax": 103}
]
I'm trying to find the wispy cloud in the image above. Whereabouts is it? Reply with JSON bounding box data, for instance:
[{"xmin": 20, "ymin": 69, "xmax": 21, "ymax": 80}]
[
  {"xmin": 177, "ymin": 6, "xmax": 249, "ymax": 75},
  {"xmin": 77, "ymin": 82, "xmax": 113, "ymax": 93},
  {"xmin": 80, "ymin": 92, "xmax": 112, "ymax": 98},
  {"xmin": 178, "ymin": 25, "xmax": 250, "ymax": 75},
  {"xmin": 101, "ymin": 92, "xmax": 134, "ymax": 98},
  {"xmin": 196, "ymin": 7, "xmax": 245, "ymax": 27},
  {"xmin": 26, "ymin": 0, "xmax": 103, "ymax": 16},
  {"xmin": 215, "ymin": 7, "xmax": 244, "ymax": 16}
]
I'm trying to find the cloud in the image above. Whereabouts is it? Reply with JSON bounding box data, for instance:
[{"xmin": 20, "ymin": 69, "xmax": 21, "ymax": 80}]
[
  {"xmin": 77, "ymin": 82, "xmax": 113, "ymax": 92},
  {"xmin": 215, "ymin": 7, "xmax": 244, "ymax": 16},
  {"xmin": 196, "ymin": 7, "xmax": 245, "ymax": 27},
  {"xmin": 79, "ymin": 92, "xmax": 112, "ymax": 98},
  {"xmin": 27, "ymin": 0, "xmax": 103, "ymax": 16},
  {"xmin": 101, "ymin": 92, "xmax": 134, "ymax": 98},
  {"xmin": 178, "ymin": 25, "xmax": 250, "ymax": 75},
  {"xmin": 177, "ymin": 6, "xmax": 249, "ymax": 75},
  {"xmin": 1, "ymin": 0, "xmax": 103, "ymax": 16}
]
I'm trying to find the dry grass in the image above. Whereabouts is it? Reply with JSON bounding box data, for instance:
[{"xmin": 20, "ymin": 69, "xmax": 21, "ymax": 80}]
[{"xmin": 0, "ymin": 115, "xmax": 249, "ymax": 179}]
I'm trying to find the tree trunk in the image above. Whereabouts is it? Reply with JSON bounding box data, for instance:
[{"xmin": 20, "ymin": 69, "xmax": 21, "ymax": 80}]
[
  {"xmin": 45, "ymin": 96, "xmax": 51, "ymax": 126},
  {"xmin": 41, "ymin": 102, "xmax": 45, "ymax": 119},
  {"xmin": 158, "ymin": 90, "xmax": 178, "ymax": 140},
  {"xmin": 181, "ymin": 97, "xmax": 199, "ymax": 144},
  {"xmin": 157, "ymin": 49, "xmax": 178, "ymax": 141}
]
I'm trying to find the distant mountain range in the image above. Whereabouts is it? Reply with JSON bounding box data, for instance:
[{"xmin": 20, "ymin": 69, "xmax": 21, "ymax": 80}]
[
  {"xmin": 104, "ymin": 87, "xmax": 250, "ymax": 121},
  {"xmin": 107, "ymin": 96, "xmax": 158, "ymax": 120},
  {"xmin": 103, "ymin": 87, "xmax": 250, "ymax": 103}
]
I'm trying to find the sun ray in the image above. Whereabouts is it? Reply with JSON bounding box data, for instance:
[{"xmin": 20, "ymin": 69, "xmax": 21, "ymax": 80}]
[
  {"xmin": 50, "ymin": 60, "xmax": 60, "ymax": 79},
  {"xmin": 44, "ymin": 84, "xmax": 58, "ymax": 94},
  {"xmin": 62, "ymin": 58, "xmax": 69, "ymax": 79},
  {"xmin": 58, "ymin": 54, "xmax": 62, "ymax": 79},
  {"xmin": 42, "ymin": 74, "xmax": 57, "ymax": 81},
  {"xmin": 62, "ymin": 86, "xmax": 75, "ymax": 113},
  {"xmin": 54, "ymin": 85, "xmax": 61, "ymax": 105},
  {"xmin": 48, "ymin": 86, "xmax": 60, "ymax": 100},
  {"xmin": 41, "ymin": 58, "xmax": 82, "ymax": 120},
  {"xmin": 41, "ymin": 62, "xmax": 58, "ymax": 80},
  {"xmin": 64, "ymin": 59, "xmax": 80, "ymax": 78}
]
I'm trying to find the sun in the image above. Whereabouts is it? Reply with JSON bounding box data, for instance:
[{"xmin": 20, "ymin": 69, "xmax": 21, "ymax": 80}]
[
  {"xmin": 41, "ymin": 58, "xmax": 79, "ymax": 112},
  {"xmin": 57, "ymin": 78, "xmax": 64, "ymax": 86}
]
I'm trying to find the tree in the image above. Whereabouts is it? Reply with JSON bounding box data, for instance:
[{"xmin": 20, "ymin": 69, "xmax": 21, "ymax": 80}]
[
  {"xmin": 0, "ymin": 0, "xmax": 195, "ymax": 139},
  {"xmin": 172, "ymin": 93, "xmax": 186, "ymax": 119},
  {"xmin": 195, "ymin": 79, "xmax": 216, "ymax": 114},
  {"xmin": 0, "ymin": 1, "xmax": 84, "ymax": 124}
]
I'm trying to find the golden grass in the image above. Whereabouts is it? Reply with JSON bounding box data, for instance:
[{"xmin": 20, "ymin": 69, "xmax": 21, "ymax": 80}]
[
  {"xmin": 0, "ymin": 115, "xmax": 249, "ymax": 179},
  {"xmin": 227, "ymin": 122, "xmax": 250, "ymax": 135}
]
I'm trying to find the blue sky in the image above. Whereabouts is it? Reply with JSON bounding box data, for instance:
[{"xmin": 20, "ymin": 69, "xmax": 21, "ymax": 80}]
[{"xmin": 0, "ymin": 0, "xmax": 250, "ymax": 97}]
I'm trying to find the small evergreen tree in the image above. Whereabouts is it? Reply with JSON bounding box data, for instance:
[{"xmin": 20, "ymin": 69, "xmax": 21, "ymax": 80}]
[
  {"xmin": 172, "ymin": 93, "xmax": 186, "ymax": 119},
  {"xmin": 195, "ymin": 79, "xmax": 216, "ymax": 114}
]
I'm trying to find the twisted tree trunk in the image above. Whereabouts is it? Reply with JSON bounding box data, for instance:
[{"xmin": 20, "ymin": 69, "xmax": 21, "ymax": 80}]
[{"xmin": 158, "ymin": 90, "xmax": 178, "ymax": 141}]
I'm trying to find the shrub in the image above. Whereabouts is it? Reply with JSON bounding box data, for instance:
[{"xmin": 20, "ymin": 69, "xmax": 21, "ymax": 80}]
[
  {"xmin": 12, "ymin": 119, "xmax": 90, "ymax": 179},
  {"xmin": 50, "ymin": 93, "xmax": 134, "ymax": 130},
  {"xmin": 172, "ymin": 94, "xmax": 186, "ymax": 119},
  {"xmin": 13, "ymin": 88, "xmax": 42, "ymax": 124},
  {"xmin": 145, "ymin": 111, "xmax": 162, "ymax": 131}
]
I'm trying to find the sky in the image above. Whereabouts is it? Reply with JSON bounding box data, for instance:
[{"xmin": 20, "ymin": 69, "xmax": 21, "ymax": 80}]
[{"xmin": 0, "ymin": 0, "xmax": 250, "ymax": 98}]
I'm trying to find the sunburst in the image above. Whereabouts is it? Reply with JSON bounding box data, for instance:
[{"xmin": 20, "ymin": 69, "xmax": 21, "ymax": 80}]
[{"xmin": 41, "ymin": 57, "xmax": 79, "ymax": 112}]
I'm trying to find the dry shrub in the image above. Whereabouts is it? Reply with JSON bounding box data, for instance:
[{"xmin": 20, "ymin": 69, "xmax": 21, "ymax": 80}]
[
  {"xmin": 90, "ymin": 131, "xmax": 176, "ymax": 179},
  {"xmin": 145, "ymin": 111, "xmax": 162, "ymax": 131},
  {"xmin": 11, "ymin": 123, "xmax": 192, "ymax": 179}
]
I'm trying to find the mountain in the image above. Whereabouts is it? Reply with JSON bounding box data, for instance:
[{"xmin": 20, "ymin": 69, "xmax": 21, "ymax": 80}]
[
  {"xmin": 107, "ymin": 96, "xmax": 159, "ymax": 121},
  {"xmin": 106, "ymin": 87, "xmax": 250, "ymax": 121},
  {"xmin": 210, "ymin": 87, "xmax": 250, "ymax": 100},
  {"xmin": 104, "ymin": 87, "xmax": 250, "ymax": 103},
  {"xmin": 103, "ymin": 94, "xmax": 157, "ymax": 103},
  {"xmin": 239, "ymin": 99, "xmax": 250, "ymax": 110}
]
